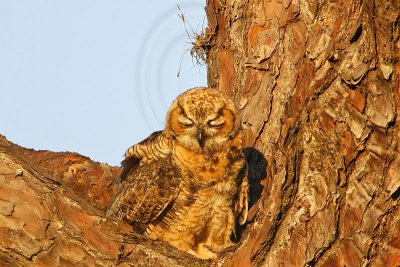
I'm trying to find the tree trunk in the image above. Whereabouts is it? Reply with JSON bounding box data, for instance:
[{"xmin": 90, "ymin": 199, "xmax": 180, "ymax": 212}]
[
  {"xmin": 205, "ymin": 0, "xmax": 400, "ymax": 266},
  {"xmin": 1, "ymin": 0, "xmax": 399, "ymax": 266}
]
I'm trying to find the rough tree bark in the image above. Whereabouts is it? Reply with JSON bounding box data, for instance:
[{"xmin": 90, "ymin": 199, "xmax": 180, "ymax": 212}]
[
  {"xmin": 1, "ymin": 0, "xmax": 399, "ymax": 266},
  {"xmin": 205, "ymin": 0, "xmax": 400, "ymax": 266}
]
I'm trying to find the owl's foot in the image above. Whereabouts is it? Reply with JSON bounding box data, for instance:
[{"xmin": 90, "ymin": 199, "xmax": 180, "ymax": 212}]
[{"xmin": 193, "ymin": 244, "xmax": 218, "ymax": 259}]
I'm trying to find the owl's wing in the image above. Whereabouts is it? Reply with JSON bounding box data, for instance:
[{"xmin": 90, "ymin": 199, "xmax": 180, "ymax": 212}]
[
  {"xmin": 119, "ymin": 130, "xmax": 171, "ymax": 182},
  {"xmin": 234, "ymin": 167, "xmax": 249, "ymax": 225},
  {"xmin": 106, "ymin": 154, "xmax": 182, "ymax": 232}
]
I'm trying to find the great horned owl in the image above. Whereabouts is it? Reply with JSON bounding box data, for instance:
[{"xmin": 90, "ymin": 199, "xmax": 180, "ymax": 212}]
[{"xmin": 106, "ymin": 87, "xmax": 248, "ymax": 259}]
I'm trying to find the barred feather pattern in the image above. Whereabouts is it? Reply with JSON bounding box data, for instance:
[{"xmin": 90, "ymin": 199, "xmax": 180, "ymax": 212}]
[{"xmin": 124, "ymin": 131, "xmax": 171, "ymax": 165}]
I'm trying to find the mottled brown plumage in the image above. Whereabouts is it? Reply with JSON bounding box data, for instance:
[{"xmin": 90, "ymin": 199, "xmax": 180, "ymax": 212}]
[{"xmin": 106, "ymin": 87, "xmax": 248, "ymax": 259}]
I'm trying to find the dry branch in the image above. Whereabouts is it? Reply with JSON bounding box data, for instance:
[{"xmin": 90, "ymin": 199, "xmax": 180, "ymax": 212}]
[{"xmin": 0, "ymin": 135, "xmax": 208, "ymax": 266}]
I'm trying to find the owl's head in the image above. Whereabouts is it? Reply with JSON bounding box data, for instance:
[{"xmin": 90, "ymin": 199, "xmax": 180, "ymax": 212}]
[{"xmin": 166, "ymin": 87, "xmax": 241, "ymax": 152}]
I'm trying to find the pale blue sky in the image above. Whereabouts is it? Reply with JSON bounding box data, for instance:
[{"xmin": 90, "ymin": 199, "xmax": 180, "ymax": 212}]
[{"xmin": 0, "ymin": 1, "xmax": 207, "ymax": 165}]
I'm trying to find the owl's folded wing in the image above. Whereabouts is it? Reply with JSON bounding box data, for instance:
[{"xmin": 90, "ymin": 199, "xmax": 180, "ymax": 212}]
[
  {"xmin": 106, "ymin": 155, "xmax": 182, "ymax": 233},
  {"xmin": 234, "ymin": 168, "xmax": 249, "ymax": 225},
  {"xmin": 119, "ymin": 130, "xmax": 172, "ymax": 182}
]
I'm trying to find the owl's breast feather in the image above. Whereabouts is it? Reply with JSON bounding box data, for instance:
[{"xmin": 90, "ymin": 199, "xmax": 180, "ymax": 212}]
[{"xmin": 173, "ymin": 145, "xmax": 245, "ymax": 192}]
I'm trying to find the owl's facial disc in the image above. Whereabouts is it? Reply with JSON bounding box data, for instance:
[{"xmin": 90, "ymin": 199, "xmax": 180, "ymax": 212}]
[{"xmin": 167, "ymin": 88, "xmax": 240, "ymax": 152}]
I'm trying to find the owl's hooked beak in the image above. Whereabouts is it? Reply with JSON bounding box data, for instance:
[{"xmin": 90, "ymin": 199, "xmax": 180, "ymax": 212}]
[{"xmin": 197, "ymin": 128, "xmax": 205, "ymax": 149}]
